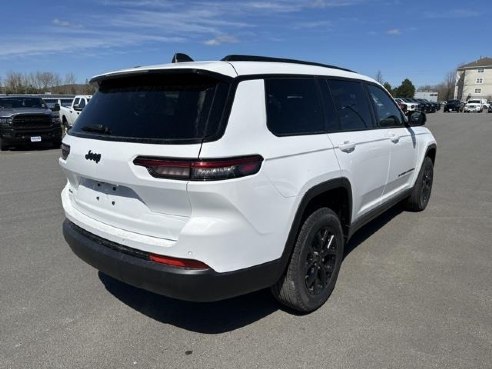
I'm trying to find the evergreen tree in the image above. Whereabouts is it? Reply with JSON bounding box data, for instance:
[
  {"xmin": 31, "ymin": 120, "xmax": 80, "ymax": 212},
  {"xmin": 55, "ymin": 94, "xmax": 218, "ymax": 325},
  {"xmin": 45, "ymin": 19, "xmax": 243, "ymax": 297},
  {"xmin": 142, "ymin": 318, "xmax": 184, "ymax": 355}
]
[
  {"xmin": 383, "ymin": 82, "xmax": 393, "ymax": 95},
  {"xmin": 394, "ymin": 79, "xmax": 415, "ymax": 98}
]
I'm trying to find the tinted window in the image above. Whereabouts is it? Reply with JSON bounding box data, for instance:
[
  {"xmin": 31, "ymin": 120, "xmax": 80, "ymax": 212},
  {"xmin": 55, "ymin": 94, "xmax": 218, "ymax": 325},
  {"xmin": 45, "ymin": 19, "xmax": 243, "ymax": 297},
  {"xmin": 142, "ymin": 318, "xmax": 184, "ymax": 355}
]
[
  {"xmin": 265, "ymin": 78, "xmax": 324, "ymax": 136},
  {"xmin": 327, "ymin": 80, "xmax": 373, "ymax": 131},
  {"xmin": 43, "ymin": 99, "xmax": 57, "ymax": 109},
  {"xmin": 367, "ymin": 85, "xmax": 404, "ymax": 127},
  {"xmin": 60, "ymin": 99, "xmax": 73, "ymax": 107},
  {"xmin": 70, "ymin": 73, "xmax": 229, "ymax": 142},
  {"xmin": 0, "ymin": 97, "xmax": 46, "ymax": 109}
]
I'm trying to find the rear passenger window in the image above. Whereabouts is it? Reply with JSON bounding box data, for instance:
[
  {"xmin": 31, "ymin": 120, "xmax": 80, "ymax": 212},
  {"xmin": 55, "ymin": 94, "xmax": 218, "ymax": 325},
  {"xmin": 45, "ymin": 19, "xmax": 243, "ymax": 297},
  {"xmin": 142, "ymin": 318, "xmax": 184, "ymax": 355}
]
[
  {"xmin": 327, "ymin": 80, "xmax": 374, "ymax": 131},
  {"xmin": 367, "ymin": 85, "xmax": 404, "ymax": 127},
  {"xmin": 265, "ymin": 78, "xmax": 324, "ymax": 136}
]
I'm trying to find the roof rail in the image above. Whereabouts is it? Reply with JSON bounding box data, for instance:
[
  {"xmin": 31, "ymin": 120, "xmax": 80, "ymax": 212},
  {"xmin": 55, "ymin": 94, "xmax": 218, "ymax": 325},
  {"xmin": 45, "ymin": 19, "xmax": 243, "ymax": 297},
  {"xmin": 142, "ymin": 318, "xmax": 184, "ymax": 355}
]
[{"xmin": 221, "ymin": 55, "xmax": 354, "ymax": 73}]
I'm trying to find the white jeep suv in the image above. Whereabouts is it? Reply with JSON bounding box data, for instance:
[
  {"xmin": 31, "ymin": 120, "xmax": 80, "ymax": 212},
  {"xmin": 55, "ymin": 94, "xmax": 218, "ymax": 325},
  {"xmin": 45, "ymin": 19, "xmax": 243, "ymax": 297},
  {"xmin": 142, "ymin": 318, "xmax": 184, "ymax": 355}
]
[{"xmin": 60, "ymin": 54, "xmax": 436, "ymax": 313}]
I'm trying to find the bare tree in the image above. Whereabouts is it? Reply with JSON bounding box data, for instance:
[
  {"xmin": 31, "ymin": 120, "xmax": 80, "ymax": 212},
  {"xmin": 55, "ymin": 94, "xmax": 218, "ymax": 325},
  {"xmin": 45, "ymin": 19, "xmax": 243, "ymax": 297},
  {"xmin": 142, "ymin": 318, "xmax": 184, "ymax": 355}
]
[
  {"xmin": 4, "ymin": 72, "xmax": 26, "ymax": 93},
  {"xmin": 375, "ymin": 70, "xmax": 384, "ymax": 84},
  {"xmin": 443, "ymin": 71, "xmax": 456, "ymax": 101},
  {"xmin": 37, "ymin": 72, "xmax": 61, "ymax": 91},
  {"xmin": 2, "ymin": 70, "xmax": 93, "ymax": 95},
  {"xmin": 417, "ymin": 85, "xmax": 433, "ymax": 91},
  {"xmin": 64, "ymin": 72, "xmax": 76, "ymax": 85}
]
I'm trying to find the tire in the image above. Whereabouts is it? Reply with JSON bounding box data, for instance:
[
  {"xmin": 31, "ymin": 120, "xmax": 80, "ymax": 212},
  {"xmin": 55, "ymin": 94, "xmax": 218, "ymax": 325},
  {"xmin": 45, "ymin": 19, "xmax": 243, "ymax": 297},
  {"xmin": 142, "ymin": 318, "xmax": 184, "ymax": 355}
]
[
  {"xmin": 0, "ymin": 137, "xmax": 7, "ymax": 151},
  {"xmin": 271, "ymin": 208, "xmax": 344, "ymax": 313},
  {"xmin": 405, "ymin": 156, "xmax": 434, "ymax": 212},
  {"xmin": 62, "ymin": 117, "xmax": 69, "ymax": 132},
  {"xmin": 52, "ymin": 140, "xmax": 62, "ymax": 149}
]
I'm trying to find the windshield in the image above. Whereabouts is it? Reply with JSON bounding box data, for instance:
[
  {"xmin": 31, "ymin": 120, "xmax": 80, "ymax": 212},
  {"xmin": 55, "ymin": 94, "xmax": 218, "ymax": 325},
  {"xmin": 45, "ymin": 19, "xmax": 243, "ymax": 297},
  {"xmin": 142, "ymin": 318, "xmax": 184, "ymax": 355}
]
[
  {"xmin": 467, "ymin": 100, "xmax": 480, "ymax": 104},
  {"xmin": 70, "ymin": 73, "xmax": 230, "ymax": 143},
  {"xmin": 60, "ymin": 99, "xmax": 73, "ymax": 107},
  {"xmin": 0, "ymin": 97, "xmax": 47, "ymax": 109}
]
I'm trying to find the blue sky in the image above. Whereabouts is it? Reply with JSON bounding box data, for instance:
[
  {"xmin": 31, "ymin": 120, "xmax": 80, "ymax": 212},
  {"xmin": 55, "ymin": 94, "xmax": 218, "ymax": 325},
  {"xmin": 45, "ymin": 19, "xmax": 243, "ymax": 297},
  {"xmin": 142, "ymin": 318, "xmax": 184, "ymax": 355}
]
[{"xmin": 1, "ymin": 0, "xmax": 490, "ymax": 88}]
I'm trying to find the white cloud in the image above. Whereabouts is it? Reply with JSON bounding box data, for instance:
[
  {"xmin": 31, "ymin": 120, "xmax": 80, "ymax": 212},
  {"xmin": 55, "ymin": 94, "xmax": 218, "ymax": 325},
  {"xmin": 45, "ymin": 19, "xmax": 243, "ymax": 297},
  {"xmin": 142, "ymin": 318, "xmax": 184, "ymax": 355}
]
[
  {"xmin": 0, "ymin": 0, "xmax": 366, "ymax": 59},
  {"xmin": 294, "ymin": 20, "xmax": 333, "ymax": 29},
  {"xmin": 53, "ymin": 18, "xmax": 72, "ymax": 27},
  {"xmin": 386, "ymin": 28, "xmax": 401, "ymax": 36},
  {"xmin": 204, "ymin": 35, "xmax": 239, "ymax": 46}
]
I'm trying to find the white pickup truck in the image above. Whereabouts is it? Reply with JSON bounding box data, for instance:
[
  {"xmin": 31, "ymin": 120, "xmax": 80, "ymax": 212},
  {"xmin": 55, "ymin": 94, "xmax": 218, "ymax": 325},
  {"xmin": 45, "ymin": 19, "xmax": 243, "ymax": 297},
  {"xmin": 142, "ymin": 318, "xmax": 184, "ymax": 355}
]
[{"xmin": 59, "ymin": 95, "xmax": 92, "ymax": 129}]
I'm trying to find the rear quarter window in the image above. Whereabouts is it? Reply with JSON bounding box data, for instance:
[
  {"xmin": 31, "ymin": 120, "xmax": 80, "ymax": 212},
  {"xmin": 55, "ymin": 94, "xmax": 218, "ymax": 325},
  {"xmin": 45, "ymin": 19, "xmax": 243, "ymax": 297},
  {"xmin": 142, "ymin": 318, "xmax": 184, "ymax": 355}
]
[{"xmin": 265, "ymin": 78, "xmax": 325, "ymax": 136}]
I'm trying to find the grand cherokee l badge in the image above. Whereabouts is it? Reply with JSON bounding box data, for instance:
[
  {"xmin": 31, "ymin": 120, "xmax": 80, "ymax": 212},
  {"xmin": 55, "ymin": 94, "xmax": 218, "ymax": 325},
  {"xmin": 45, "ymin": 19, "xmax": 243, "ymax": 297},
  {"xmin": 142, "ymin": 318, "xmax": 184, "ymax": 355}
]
[{"xmin": 85, "ymin": 150, "xmax": 101, "ymax": 163}]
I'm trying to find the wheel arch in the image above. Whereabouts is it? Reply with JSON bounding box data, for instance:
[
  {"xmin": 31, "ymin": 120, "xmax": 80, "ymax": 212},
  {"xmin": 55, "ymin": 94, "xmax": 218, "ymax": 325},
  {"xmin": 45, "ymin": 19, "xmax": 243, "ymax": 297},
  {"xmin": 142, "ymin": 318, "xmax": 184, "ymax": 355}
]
[
  {"xmin": 425, "ymin": 143, "xmax": 437, "ymax": 164},
  {"xmin": 277, "ymin": 178, "xmax": 353, "ymax": 275}
]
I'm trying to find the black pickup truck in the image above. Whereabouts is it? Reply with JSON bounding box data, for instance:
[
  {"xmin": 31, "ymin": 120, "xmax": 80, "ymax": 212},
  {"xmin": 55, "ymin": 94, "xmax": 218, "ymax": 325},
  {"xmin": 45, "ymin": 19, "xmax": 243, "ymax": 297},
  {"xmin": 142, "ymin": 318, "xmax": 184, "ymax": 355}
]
[{"xmin": 0, "ymin": 96, "xmax": 62, "ymax": 151}]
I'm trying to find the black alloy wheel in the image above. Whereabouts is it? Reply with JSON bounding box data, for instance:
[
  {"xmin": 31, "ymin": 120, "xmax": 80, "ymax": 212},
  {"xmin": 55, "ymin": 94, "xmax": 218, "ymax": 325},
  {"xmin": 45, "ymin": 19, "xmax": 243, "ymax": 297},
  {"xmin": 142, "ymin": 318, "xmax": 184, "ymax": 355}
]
[
  {"xmin": 406, "ymin": 156, "xmax": 434, "ymax": 211},
  {"xmin": 304, "ymin": 227, "xmax": 338, "ymax": 296},
  {"xmin": 420, "ymin": 160, "xmax": 433, "ymax": 208},
  {"xmin": 271, "ymin": 208, "xmax": 344, "ymax": 313}
]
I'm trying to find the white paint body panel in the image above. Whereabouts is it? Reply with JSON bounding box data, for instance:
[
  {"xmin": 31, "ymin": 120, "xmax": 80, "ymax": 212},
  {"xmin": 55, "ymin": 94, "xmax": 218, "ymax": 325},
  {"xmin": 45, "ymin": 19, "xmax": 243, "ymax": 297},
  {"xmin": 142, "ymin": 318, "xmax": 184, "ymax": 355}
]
[{"xmin": 61, "ymin": 60, "xmax": 436, "ymax": 274}]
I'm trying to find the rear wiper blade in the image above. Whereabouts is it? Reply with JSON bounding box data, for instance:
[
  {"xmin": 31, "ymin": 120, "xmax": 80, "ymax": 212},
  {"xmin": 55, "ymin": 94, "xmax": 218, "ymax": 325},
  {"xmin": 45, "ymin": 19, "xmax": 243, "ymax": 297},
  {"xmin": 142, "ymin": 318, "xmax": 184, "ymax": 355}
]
[{"xmin": 81, "ymin": 124, "xmax": 111, "ymax": 134}]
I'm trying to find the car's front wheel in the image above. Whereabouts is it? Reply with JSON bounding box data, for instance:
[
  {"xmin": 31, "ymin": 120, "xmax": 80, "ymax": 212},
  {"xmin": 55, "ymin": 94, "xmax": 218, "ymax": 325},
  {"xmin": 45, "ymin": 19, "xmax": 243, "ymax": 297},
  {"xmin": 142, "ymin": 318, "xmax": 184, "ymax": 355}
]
[{"xmin": 271, "ymin": 208, "xmax": 344, "ymax": 313}]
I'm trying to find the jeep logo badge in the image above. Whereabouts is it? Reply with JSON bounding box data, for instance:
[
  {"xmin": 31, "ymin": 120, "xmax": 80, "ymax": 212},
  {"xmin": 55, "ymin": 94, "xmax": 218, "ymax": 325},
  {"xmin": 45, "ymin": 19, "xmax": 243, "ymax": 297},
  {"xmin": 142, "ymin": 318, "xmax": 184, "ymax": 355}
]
[{"xmin": 85, "ymin": 150, "xmax": 101, "ymax": 163}]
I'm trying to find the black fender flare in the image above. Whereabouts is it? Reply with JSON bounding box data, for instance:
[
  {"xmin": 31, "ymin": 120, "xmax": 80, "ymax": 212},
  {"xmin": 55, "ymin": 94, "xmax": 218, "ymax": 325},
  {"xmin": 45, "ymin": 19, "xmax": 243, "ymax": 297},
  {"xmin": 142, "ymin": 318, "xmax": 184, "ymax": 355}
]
[{"xmin": 275, "ymin": 178, "xmax": 353, "ymax": 277}]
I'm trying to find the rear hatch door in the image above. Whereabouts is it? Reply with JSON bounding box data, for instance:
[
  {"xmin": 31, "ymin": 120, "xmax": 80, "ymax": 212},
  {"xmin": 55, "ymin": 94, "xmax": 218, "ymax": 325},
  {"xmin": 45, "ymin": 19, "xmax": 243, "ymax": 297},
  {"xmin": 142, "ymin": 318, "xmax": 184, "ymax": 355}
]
[{"xmin": 60, "ymin": 70, "xmax": 232, "ymax": 241}]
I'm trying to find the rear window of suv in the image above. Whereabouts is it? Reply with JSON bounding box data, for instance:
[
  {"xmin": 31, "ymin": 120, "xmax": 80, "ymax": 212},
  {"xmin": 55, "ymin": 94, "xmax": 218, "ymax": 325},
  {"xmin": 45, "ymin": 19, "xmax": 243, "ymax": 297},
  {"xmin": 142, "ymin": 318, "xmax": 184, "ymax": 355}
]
[{"xmin": 70, "ymin": 72, "xmax": 230, "ymax": 143}]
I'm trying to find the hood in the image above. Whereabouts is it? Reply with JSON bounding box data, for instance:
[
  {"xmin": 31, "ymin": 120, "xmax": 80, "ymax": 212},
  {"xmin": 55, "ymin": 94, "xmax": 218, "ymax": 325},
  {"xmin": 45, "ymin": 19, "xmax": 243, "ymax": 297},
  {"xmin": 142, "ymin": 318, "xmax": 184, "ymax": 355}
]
[{"xmin": 0, "ymin": 107, "xmax": 53, "ymax": 117}]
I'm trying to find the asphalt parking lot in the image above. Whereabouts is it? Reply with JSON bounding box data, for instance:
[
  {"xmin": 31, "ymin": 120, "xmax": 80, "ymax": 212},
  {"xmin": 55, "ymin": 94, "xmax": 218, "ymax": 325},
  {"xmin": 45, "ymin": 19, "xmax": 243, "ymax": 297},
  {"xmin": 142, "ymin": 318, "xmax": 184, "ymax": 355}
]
[{"xmin": 1, "ymin": 111, "xmax": 491, "ymax": 369}]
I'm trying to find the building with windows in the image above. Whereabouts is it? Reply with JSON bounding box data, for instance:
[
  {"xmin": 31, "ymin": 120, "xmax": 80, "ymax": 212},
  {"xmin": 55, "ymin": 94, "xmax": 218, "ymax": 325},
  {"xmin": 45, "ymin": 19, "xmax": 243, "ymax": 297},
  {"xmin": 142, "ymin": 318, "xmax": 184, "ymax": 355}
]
[{"xmin": 454, "ymin": 57, "xmax": 492, "ymax": 101}]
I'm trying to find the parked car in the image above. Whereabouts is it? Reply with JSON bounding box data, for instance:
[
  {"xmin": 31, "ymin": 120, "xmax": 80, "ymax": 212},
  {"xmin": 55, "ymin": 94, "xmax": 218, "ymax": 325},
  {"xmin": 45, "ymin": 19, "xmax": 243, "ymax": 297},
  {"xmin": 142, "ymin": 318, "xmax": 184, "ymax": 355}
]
[
  {"xmin": 488, "ymin": 104, "xmax": 492, "ymax": 113},
  {"xmin": 444, "ymin": 100, "xmax": 463, "ymax": 112},
  {"xmin": 464, "ymin": 99, "xmax": 483, "ymax": 113},
  {"xmin": 0, "ymin": 96, "xmax": 62, "ymax": 150},
  {"xmin": 60, "ymin": 53, "xmax": 436, "ymax": 313},
  {"xmin": 395, "ymin": 97, "xmax": 418, "ymax": 113},
  {"xmin": 408, "ymin": 98, "xmax": 426, "ymax": 112},
  {"xmin": 43, "ymin": 97, "xmax": 74, "ymax": 112},
  {"xmin": 479, "ymin": 99, "xmax": 490, "ymax": 110},
  {"xmin": 395, "ymin": 99, "xmax": 408, "ymax": 114},
  {"xmin": 59, "ymin": 95, "xmax": 92, "ymax": 130},
  {"xmin": 415, "ymin": 98, "xmax": 435, "ymax": 113}
]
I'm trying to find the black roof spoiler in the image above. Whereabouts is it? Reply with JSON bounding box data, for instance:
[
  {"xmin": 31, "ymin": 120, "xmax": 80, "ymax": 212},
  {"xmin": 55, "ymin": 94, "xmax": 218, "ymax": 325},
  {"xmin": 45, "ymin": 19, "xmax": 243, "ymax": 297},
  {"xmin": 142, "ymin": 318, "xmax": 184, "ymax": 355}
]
[{"xmin": 172, "ymin": 53, "xmax": 194, "ymax": 63}]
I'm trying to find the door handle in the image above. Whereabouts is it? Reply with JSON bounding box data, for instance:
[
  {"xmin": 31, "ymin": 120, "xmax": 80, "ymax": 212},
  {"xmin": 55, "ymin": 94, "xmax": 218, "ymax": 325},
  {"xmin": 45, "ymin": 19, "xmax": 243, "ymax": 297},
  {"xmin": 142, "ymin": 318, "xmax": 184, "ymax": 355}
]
[
  {"xmin": 388, "ymin": 133, "xmax": 400, "ymax": 143},
  {"xmin": 339, "ymin": 141, "xmax": 356, "ymax": 153}
]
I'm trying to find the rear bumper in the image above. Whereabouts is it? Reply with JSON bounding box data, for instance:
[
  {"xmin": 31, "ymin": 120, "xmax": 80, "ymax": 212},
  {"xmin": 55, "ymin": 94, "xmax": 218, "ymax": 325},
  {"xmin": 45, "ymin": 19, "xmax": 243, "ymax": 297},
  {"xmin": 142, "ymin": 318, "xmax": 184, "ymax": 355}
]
[{"xmin": 63, "ymin": 219, "xmax": 282, "ymax": 302}]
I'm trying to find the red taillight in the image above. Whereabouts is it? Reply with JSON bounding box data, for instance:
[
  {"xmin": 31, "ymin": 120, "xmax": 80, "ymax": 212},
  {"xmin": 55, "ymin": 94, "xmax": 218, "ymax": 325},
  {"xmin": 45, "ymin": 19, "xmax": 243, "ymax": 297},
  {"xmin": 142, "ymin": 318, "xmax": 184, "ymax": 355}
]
[
  {"xmin": 133, "ymin": 155, "xmax": 263, "ymax": 181},
  {"xmin": 149, "ymin": 253, "xmax": 209, "ymax": 269}
]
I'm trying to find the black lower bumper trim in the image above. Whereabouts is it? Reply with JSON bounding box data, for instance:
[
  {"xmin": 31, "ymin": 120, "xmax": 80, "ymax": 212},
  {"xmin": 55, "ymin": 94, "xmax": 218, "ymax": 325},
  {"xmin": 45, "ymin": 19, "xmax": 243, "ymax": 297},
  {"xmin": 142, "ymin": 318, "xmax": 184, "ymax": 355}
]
[{"xmin": 63, "ymin": 220, "xmax": 283, "ymax": 302}]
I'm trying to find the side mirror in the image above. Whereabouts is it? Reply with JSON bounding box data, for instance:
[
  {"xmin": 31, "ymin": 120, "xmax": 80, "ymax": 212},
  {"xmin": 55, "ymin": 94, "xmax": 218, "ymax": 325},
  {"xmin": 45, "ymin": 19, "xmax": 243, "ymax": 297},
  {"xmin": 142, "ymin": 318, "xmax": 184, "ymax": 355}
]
[
  {"xmin": 54, "ymin": 103, "xmax": 60, "ymax": 112},
  {"xmin": 407, "ymin": 111, "xmax": 426, "ymax": 126}
]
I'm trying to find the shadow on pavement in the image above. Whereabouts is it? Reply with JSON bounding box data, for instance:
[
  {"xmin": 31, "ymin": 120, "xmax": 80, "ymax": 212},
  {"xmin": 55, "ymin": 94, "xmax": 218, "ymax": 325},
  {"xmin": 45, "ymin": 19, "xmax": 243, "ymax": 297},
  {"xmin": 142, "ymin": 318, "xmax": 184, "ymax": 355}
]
[
  {"xmin": 1, "ymin": 143, "xmax": 59, "ymax": 152},
  {"xmin": 99, "ymin": 272, "xmax": 279, "ymax": 333},
  {"xmin": 99, "ymin": 203, "xmax": 405, "ymax": 332},
  {"xmin": 344, "ymin": 203, "xmax": 404, "ymax": 259}
]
